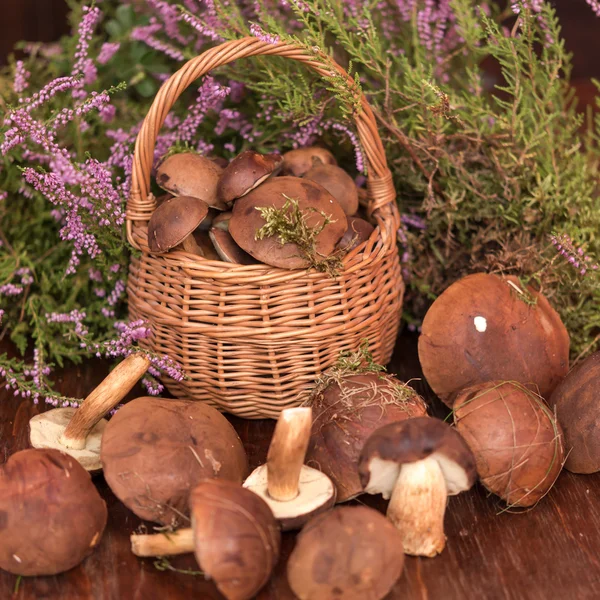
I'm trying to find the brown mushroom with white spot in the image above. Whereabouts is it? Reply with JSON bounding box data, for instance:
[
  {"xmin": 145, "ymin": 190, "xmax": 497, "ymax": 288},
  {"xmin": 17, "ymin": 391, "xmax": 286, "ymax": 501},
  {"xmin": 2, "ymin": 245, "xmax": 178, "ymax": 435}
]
[
  {"xmin": 217, "ymin": 150, "xmax": 282, "ymax": 206},
  {"xmin": 281, "ymin": 147, "xmax": 337, "ymax": 177},
  {"xmin": 243, "ymin": 407, "xmax": 335, "ymax": 530},
  {"xmin": 101, "ymin": 396, "xmax": 248, "ymax": 526},
  {"xmin": 28, "ymin": 353, "xmax": 150, "ymax": 472},
  {"xmin": 130, "ymin": 479, "xmax": 280, "ymax": 600},
  {"xmin": 358, "ymin": 417, "xmax": 476, "ymax": 557},
  {"xmin": 229, "ymin": 177, "xmax": 347, "ymax": 269},
  {"xmin": 303, "ymin": 157, "xmax": 359, "ymax": 215},
  {"xmin": 147, "ymin": 196, "xmax": 209, "ymax": 255},
  {"xmin": 156, "ymin": 152, "xmax": 226, "ymax": 210},
  {"xmin": 0, "ymin": 448, "xmax": 107, "ymax": 575}
]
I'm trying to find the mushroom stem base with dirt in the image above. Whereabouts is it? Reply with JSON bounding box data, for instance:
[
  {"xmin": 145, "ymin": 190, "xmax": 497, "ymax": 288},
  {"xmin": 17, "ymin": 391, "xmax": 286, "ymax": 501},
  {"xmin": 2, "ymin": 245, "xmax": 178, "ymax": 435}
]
[
  {"xmin": 386, "ymin": 457, "xmax": 447, "ymax": 557},
  {"xmin": 131, "ymin": 529, "xmax": 195, "ymax": 557}
]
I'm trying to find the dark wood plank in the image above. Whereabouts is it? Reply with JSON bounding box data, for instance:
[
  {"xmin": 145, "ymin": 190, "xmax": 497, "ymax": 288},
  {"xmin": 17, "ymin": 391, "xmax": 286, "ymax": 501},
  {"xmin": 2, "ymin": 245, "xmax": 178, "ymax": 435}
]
[{"xmin": 2, "ymin": 333, "xmax": 600, "ymax": 599}]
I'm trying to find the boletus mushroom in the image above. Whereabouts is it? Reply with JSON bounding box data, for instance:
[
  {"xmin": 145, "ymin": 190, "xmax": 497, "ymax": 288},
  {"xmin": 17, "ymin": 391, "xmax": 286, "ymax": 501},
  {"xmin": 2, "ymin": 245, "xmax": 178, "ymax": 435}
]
[
  {"xmin": 281, "ymin": 147, "xmax": 337, "ymax": 177},
  {"xmin": 28, "ymin": 353, "xmax": 150, "ymax": 472},
  {"xmin": 209, "ymin": 228, "xmax": 257, "ymax": 265},
  {"xmin": 306, "ymin": 368, "xmax": 428, "ymax": 502},
  {"xmin": 156, "ymin": 152, "xmax": 226, "ymax": 210},
  {"xmin": 218, "ymin": 150, "xmax": 282, "ymax": 206},
  {"xmin": 0, "ymin": 448, "xmax": 107, "ymax": 575},
  {"xmin": 101, "ymin": 396, "xmax": 248, "ymax": 525},
  {"xmin": 418, "ymin": 273, "xmax": 570, "ymax": 406},
  {"xmin": 229, "ymin": 177, "xmax": 347, "ymax": 269},
  {"xmin": 336, "ymin": 216, "xmax": 375, "ymax": 253},
  {"xmin": 287, "ymin": 505, "xmax": 404, "ymax": 600},
  {"xmin": 130, "ymin": 479, "xmax": 280, "ymax": 600},
  {"xmin": 549, "ymin": 351, "xmax": 600, "ymax": 473},
  {"xmin": 358, "ymin": 417, "xmax": 476, "ymax": 557},
  {"xmin": 454, "ymin": 380, "xmax": 564, "ymax": 506},
  {"xmin": 303, "ymin": 158, "xmax": 359, "ymax": 215},
  {"xmin": 147, "ymin": 196, "xmax": 210, "ymax": 255},
  {"xmin": 243, "ymin": 407, "xmax": 336, "ymax": 530}
]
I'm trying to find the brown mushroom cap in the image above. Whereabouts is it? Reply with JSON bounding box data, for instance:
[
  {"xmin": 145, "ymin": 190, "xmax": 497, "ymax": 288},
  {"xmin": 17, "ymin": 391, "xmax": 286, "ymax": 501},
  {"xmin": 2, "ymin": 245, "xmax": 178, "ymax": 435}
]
[
  {"xmin": 101, "ymin": 397, "xmax": 248, "ymax": 525},
  {"xmin": 156, "ymin": 153, "xmax": 226, "ymax": 209},
  {"xmin": 336, "ymin": 216, "xmax": 375, "ymax": 252},
  {"xmin": 358, "ymin": 417, "xmax": 477, "ymax": 498},
  {"xmin": 229, "ymin": 177, "xmax": 347, "ymax": 269},
  {"xmin": 190, "ymin": 480, "xmax": 281, "ymax": 600},
  {"xmin": 454, "ymin": 380, "xmax": 564, "ymax": 507},
  {"xmin": 549, "ymin": 352, "xmax": 600, "ymax": 473},
  {"xmin": 287, "ymin": 505, "xmax": 405, "ymax": 600},
  {"xmin": 209, "ymin": 228, "xmax": 257, "ymax": 265},
  {"xmin": 306, "ymin": 372, "xmax": 428, "ymax": 502},
  {"xmin": 191, "ymin": 229, "xmax": 221, "ymax": 260},
  {"xmin": 147, "ymin": 196, "xmax": 209, "ymax": 253},
  {"xmin": 281, "ymin": 147, "xmax": 337, "ymax": 177},
  {"xmin": 418, "ymin": 273, "xmax": 570, "ymax": 406},
  {"xmin": 304, "ymin": 161, "xmax": 359, "ymax": 215},
  {"xmin": 218, "ymin": 151, "xmax": 283, "ymax": 205},
  {"xmin": 0, "ymin": 448, "xmax": 107, "ymax": 576}
]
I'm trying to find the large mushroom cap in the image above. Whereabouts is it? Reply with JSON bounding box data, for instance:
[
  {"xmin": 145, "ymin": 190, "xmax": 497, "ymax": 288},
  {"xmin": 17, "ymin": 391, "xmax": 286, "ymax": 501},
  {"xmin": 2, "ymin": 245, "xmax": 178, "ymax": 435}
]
[
  {"xmin": 454, "ymin": 380, "xmax": 564, "ymax": 507},
  {"xmin": 336, "ymin": 216, "xmax": 375, "ymax": 252},
  {"xmin": 306, "ymin": 372, "xmax": 428, "ymax": 502},
  {"xmin": 304, "ymin": 161, "xmax": 359, "ymax": 216},
  {"xmin": 549, "ymin": 352, "xmax": 600, "ymax": 473},
  {"xmin": 287, "ymin": 505, "xmax": 405, "ymax": 600},
  {"xmin": 418, "ymin": 273, "xmax": 570, "ymax": 406},
  {"xmin": 281, "ymin": 147, "xmax": 337, "ymax": 177},
  {"xmin": 156, "ymin": 153, "xmax": 225, "ymax": 209},
  {"xmin": 229, "ymin": 177, "xmax": 347, "ymax": 269},
  {"xmin": 190, "ymin": 479, "xmax": 281, "ymax": 600},
  {"xmin": 218, "ymin": 150, "xmax": 282, "ymax": 205},
  {"xmin": 358, "ymin": 417, "xmax": 477, "ymax": 498},
  {"xmin": 101, "ymin": 397, "xmax": 248, "ymax": 525},
  {"xmin": 0, "ymin": 448, "xmax": 107, "ymax": 576},
  {"xmin": 147, "ymin": 196, "xmax": 209, "ymax": 253}
]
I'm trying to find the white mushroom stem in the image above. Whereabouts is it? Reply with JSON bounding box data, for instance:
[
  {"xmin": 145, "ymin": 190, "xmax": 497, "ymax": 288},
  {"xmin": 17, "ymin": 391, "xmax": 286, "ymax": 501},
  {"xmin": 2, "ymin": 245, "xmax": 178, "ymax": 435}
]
[
  {"xmin": 131, "ymin": 529, "xmax": 195, "ymax": 557},
  {"xmin": 266, "ymin": 407, "xmax": 313, "ymax": 501},
  {"xmin": 387, "ymin": 457, "xmax": 448, "ymax": 557},
  {"xmin": 60, "ymin": 353, "xmax": 151, "ymax": 450}
]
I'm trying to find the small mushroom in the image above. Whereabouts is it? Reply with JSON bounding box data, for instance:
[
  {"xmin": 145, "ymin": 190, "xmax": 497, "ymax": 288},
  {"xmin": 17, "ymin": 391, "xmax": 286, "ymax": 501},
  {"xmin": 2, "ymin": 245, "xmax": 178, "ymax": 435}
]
[
  {"xmin": 209, "ymin": 228, "xmax": 257, "ymax": 265},
  {"xmin": 244, "ymin": 407, "xmax": 335, "ymax": 530},
  {"xmin": 303, "ymin": 158, "xmax": 359, "ymax": 215},
  {"xmin": 147, "ymin": 196, "xmax": 210, "ymax": 255},
  {"xmin": 101, "ymin": 396, "xmax": 248, "ymax": 525},
  {"xmin": 0, "ymin": 448, "xmax": 107, "ymax": 575},
  {"xmin": 212, "ymin": 211, "xmax": 232, "ymax": 231},
  {"xmin": 130, "ymin": 480, "xmax": 280, "ymax": 600},
  {"xmin": 358, "ymin": 417, "xmax": 476, "ymax": 557},
  {"xmin": 229, "ymin": 177, "xmax": 347, "ymax": 269},
  {"xmin": 156, "ymin": 153, "xmax": 226, "ymax": 210},
  {"xmin": 218, "ymin": 150, "xmax": 283, "ymax": 206},
  {"xmin": 281, "ymin": 147, "xmax": 337, "ymax": 177},
  {"xmin": 336, "ymin": 216, "xmax": 375, "ymax": 252},
  {"xmin": 287, "ymin": 505, "xmax": 404, "ymax": 600},
  {"xmin": 210, "ymin": 156, "xmax": 229, "ymax": 169},
  {"xmin": 28, "ymin": 353, "xmax": 150, "ymax": 472},
  {"xmin": 192, "ymin": 229, "xmax": 221, "ymax": 260}
]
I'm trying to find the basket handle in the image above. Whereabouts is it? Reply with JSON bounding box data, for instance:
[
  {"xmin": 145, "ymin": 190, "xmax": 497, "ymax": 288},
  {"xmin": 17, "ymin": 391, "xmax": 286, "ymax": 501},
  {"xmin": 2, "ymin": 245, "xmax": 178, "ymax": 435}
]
[{"xmin": 126, "ymin": 37, "xmax": 399, "ymax": 249}]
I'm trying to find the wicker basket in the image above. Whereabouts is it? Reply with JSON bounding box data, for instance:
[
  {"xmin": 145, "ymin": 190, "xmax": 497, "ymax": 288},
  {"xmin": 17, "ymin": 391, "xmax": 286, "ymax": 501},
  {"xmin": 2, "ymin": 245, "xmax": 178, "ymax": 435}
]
[{"xmin": 126, "ymin": 37, "xmax": 403, "ymax": 419}]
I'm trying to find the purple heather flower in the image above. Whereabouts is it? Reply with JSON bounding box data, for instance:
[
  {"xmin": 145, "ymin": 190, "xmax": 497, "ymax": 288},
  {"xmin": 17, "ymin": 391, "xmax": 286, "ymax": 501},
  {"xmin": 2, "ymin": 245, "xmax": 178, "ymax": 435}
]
[
  {"xmin": 13, "ymin": 61, "xmax": 30, "ymax": 94},
  {"xmin": 550, "ymin": 233, "xmax": 599, "ymax": 276},
  {"xmin": 131, "ymin": 20, "xmax": 186, "ymax": 61},
  {"xmin": 249, "ymin": 23, "xmax": 280, "ymax": 45},
  {"xmin": 97, "ymin": 42, "xmax": 121, "ymax": 65},
  {"xmin": 586, "ymin": 0, "xmax": 600, "ymax": 16},
  {"xmin": 0, "ymin": 191, "xmax": 7, "ymax": 201}
]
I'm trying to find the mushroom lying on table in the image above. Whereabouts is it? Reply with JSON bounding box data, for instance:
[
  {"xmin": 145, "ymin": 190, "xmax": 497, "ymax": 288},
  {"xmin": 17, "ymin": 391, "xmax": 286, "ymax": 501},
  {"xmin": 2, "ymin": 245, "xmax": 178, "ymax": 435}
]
[
  {"xmin": 28, "ymin": 352, "xmax": 150, "ymax": 472},
  {"xmin": 0, "ymin": 448, "xmax": 107, "ymax": 575},
  {"xmin": 243, "ymin": 407, "xmax": 336, "ymax": 530},
  {"xmin": 130, "ymin": 480, "xmax": 280, "ymax": 600},
  {"xmin": 358, "ymin": 417, "xmax": 476, "ymax": 557}
]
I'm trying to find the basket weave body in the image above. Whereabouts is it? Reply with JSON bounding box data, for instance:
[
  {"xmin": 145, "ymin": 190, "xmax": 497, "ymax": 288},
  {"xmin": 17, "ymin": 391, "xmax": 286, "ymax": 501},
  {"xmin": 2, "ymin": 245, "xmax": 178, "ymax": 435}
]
[{"xmin": 126, "ymin": 38, "xmax": 403, "ymax": 419}]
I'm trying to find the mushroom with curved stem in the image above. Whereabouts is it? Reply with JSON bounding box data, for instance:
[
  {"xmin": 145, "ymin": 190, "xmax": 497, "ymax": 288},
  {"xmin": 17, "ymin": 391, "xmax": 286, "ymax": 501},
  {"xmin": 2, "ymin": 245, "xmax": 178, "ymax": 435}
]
[
  {"xmin": 243, "ymin": 407, "xmax": 336, "ymax": 530},
  {"xmin": 130, "ymin": 479, "xmax": 280, "ymax": 600},
  {"xmin": 358, "ymin": 417, "xmax": 477, "ymax": 557},
  {"xmin": 28, "ymin": 352, "xmax": 150, "ymax": 472}
]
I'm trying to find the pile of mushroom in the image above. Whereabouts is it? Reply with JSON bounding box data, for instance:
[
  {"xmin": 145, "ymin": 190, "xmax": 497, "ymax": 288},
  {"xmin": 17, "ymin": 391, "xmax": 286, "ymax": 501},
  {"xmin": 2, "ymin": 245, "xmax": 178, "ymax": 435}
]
[{"xmin": 148, "ymin": 147, "xmax": 376, "ymax": 270}]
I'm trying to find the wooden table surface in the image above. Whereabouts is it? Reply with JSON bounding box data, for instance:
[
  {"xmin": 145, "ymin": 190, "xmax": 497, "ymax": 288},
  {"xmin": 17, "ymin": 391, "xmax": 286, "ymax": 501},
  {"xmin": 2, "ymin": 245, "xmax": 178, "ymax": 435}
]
[{"xmin": 1, "ymin": 332, "xmax": 600, "ymax": 600}]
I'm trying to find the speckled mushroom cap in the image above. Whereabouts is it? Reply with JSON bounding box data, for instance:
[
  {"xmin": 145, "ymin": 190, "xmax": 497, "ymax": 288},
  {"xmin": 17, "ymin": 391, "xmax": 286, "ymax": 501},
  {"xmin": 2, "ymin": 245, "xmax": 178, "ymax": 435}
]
[
  {"xmin": 147, "ymin": 196, "xmax": 209, "ymax": 253},
  {"xmin": 281, "ymin": 147, "xmax": 337, "ymax": 177},
  {"xmin": 218, "ymin": 151, "xmax": 283, "ymax": 205},
  {"xmin": 209, "ymin": 228, "xmax": 257, "ymax": 265},
  {"xmin": 303, "ymin": 160, "xmax": 359, "ymax": 215},
  {"xmin": 229, "ymin": 177, "xmax": 347, "ymax": 269},
  {"xmin": 336, "ymin": 216, "xmax": 375, "ymax": 252},
  {"xmin": 156, "ymin": 153, "xmax": 226, "ymax": 209}
]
